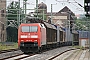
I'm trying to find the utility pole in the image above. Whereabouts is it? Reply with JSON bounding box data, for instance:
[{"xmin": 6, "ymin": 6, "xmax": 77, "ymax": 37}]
[
  {"xmin": 68, "ymin": 11, "xmax": 73, "ymax": 46},
  {"xmin": 36, "ymin": 0, "xmax": 38, "ymax": 18},
  {"xmin": 22, "ymin": 0, "xmax": 25, "ymax": 23},
  {"xmin": 51, "ymin": 3, "xmax": 57, "ymax": 23},
  {"xmin": 17, "ymin": 11, "xmax": 19, "ymax": 26},
  {"xmin": 18, "ymin": 0, "xmax": 20, "ymax": 27},
  {"xmin": 68, "ymin": 11, "xmax": 71, "ymax": 46},
  {"xmin": 24, "ymin": 0, "xmax": 27, "ymax": 23},
  {"xmin": 67, "ymin": 12, "xmax": 71, "ymax": 46},
  {"xmin": 51, "ymin": 4, "xmax": 52, "ymax": 23},
  {"xmin": 43, "ymin": 9, "xmax": 44, "ymax": 20},
  {"xmin": 61, "ymin": 11, "xmax": 73, "ymax": 46},
  {"xmin": 84, "ymin": 0, "xmax": 90, "ymax": 51}
]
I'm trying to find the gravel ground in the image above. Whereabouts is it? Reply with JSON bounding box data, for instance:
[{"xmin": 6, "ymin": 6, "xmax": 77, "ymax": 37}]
[
  {"xmin": 0, "ymin": 46, "xmax": 75, "ymax": 60},
  {"xmin": 20, "ymin": 46, "xmax": 75, "ymax": 60},
  {"xmin": 0, "ymin": 50, "xmax": 23, "ymax": 59},
  {"xmin": 54, "ymin": 49, "xmax": 90, "ymax": 60}
]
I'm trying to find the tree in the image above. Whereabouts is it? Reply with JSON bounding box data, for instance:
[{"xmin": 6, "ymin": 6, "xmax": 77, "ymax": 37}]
[
  {"xmin": 75, "ymin": 17, "xmax": 90, "ymax": 31},
  {"xmin": 6, "ymin": 1, "xmax": 24, "ymax": 42},
  {"xmin": 34, "ymin": 8, "xmax": 47, "ymax": 20},
  {"xmin": 6, "ymin": 26, "xmax": 18, "ymax": 42},
  {"xmin": 7, "ymin": 1, "xmax": 24, "ymax": 25}
]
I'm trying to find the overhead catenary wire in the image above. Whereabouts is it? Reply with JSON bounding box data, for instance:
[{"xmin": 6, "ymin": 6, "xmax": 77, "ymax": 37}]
[
  {"xmin": 67, "ymin": 0, "xmax": 84, "ymax": 10},
  {"xmin": 73, "ymin": 0, "xmax": 84, "ymax": 8},
  {"xmin": 67, "ymin": 2, "xmax": 84, "ymax": 12},
  {"xmin": 56, "ymin": 0, "xmax": 84, "ymax": 14}
]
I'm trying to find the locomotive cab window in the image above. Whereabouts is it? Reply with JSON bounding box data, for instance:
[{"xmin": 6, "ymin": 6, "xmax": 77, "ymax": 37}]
[
  {"xmin": 21, "ymin": 26, "xmax": 38, "ymax": 32},
  {"xmin": 30, "ymin": 26, "xmax": 38, "ymax": 32}
]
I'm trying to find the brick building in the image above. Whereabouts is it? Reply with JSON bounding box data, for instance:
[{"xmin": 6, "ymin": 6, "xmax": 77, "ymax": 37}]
[
  {"xmin": 0, "ymin": 0, "xmax": 6, "ymax": 42},
  {"xmin": 37, "ymin": 2, "xmax": 75, "ymax": 28},
  {"xmin": 47, "ymin": 6, "xmax": 75, "ymax": 28}
]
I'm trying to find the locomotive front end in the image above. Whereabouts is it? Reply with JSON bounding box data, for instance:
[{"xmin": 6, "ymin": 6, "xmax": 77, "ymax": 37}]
[{"xmin": 18, "ymin": 24, "xmax": 41, "ymax": 53}]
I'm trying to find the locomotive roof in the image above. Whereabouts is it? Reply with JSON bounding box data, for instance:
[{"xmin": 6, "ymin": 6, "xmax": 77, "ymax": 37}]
[
  {"xmin": 26, "ymin": 16, "xmax": 57, "ymax": 29},
  {"xmin": 26, "ymin": 16, "xmax": 44, "ymax": 23}
]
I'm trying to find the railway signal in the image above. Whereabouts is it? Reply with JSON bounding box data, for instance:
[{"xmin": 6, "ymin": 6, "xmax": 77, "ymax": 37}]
[
  {"xmin": 84, "ymin": 0, "xmax": 90, "ymax": 17},
  {"xmin": 70, "ymin": 22, "xmax": 73, "ymax": 33}
]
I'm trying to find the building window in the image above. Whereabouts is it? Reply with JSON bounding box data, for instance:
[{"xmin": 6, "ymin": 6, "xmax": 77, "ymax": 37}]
[
  {"xmin": 0, "ymin": 0, "xmax": 6, "ymax": 3},
  {"xmin": 1, "ymin": 33, "xmax": 2, "ymax": 42},
  {"xmin": 3, "ymin": 34, "xmax": 4, "ymax": 42},
  {"xmin": 1, "ymin": 9, "xmax": 4, "ymax": 17},
  {"xmin": 0, "ymin": 0, "xmax": 2, "ymax": 2},
  {"xmin": 1, "ymin": 24, "xmax": 4, "ymax": 30}
]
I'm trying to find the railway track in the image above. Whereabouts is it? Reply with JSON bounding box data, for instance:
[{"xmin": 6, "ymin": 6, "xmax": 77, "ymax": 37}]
[
  {"xmin": 0, "ymin": 49, "xmax": 19, "ymax": 54},
  {"xmin": 47, "ymin": 49, "xmax": 76, "ymax": 60},
  {"xmin": 1, "ymin": 53, "xmax": 36, "ymax": 60},
  {"xmin": 0, "ymin": 49, "xmax": 23, "ymax": 60},
  {"xmin": 0, "ymin": 46, "xmax": 77, "ymax": 60}
]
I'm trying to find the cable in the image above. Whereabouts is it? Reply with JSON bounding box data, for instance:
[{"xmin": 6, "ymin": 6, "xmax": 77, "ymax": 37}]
[
  {"xmin": 67, "ymin": 0, "xmax": 84, "ymax": 12},
  {"xmin": 55, "ymin": 0, "xmax": 68, "ymax": 6},
  {"xmin": 56, "ymin": 0, "xmax": 84, "ymax": 14},
  {"xmin": 73, "ymin": 0, "xmax": 84, "ymax": 8},
  {"xmin": 68, "ymin": 2, "xmax": 83, "ymax": 10}
]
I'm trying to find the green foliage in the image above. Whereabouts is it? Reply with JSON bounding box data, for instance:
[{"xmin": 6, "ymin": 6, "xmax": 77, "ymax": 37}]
[
  {"xmin": 75, "ymin": 17, "xmax": 90, "ymax": 31},
  {"xmin": 6, "ymin": 1, "xmax": 24, "ymax": 23},
  {"xmin": 6, "ymin": 1, "xmax": 24, "ymax": 42},
  {"xmin": 24, "ymin": 0, "xmax": 27, "ymax": 1},
  {"xmin": 0, "ymin": 42, "xmax": 18, "ymax": 50},
  {"xmin": 6, "ymin": 26, "xmax": 18, "ymax": 42},
  {"xmin": 73, "ymin": 46, "xmax": 85, "ymax": 50},
  {"xmin": 34, "ymin": 8, "xmax": 47, "ymax": 20},
  {"xmin": 37, "ymin": 13, "xmax": 47, "ymax": 20}
]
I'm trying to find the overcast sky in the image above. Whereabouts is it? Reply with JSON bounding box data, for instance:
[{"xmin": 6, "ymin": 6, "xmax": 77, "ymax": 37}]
[{"xmin": 7, "ymin": 0, "xmax": 84, "ymax": 15}]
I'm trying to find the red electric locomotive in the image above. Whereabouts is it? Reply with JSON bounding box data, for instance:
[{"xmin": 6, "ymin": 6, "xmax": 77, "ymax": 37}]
[
  {"xmin": 18, "ymin": 17, "xmax": 79, "ymax": 53},
  {"xmin": 18, "ymin": 23, "xmax": 46, "ymax": 53}
]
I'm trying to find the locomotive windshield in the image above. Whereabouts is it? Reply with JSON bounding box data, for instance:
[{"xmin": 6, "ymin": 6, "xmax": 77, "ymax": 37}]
[{"xmin": 21, "ymin": 26, "xmax": 38, "ymax": 32}]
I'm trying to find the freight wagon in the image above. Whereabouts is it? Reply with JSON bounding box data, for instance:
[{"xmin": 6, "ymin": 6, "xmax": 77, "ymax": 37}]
[{"xmin": 18, "ymin": 17, "xmax": 79, "ymax": 53}]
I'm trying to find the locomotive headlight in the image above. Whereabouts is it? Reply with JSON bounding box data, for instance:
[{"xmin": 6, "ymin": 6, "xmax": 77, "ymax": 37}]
[
  {"xmin": 21, "ymin": 35, "xmax": 27, "ymax": 38},
  {"xmin": 34, "ymin": 42, "xmax": 38, "ymax": 46},
  {"xmin": 20, "ymin": 42, "xmax": 24, "ymax": 46},
  {"xmin": 21, "ymin": 44, "xmax": 24, "ymax": 46}
]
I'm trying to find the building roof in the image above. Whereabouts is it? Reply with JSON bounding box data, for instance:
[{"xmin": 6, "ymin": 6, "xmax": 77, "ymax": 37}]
[
  {"xmin": 54, "ymin": 6, "xmax": 75, "ymax": 20},
  {"xmin": 47, "ymin": 6, "xmax": 75, "ymax": 18},
  {"xmin": 38, "ymin": 2, "xmax": 47, "ymax": 9},
  {"xmin": 57, "ymin": 6, "xmax": 75, "ymax": 16}
]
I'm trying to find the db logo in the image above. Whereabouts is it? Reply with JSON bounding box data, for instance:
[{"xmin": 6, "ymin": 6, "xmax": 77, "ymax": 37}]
[{"xmin": 28, "ymin": 33, "xmax": 30, "ymax": 35}]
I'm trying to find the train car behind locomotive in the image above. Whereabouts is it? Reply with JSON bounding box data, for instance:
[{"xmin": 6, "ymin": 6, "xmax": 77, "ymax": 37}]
[
  {"xmin": 18, "ymin": 17, "xmax": 79, "ymax": 53},
  {"xmin": 18, "ymin": 23, "xmax": 46, "ymax": 53}
]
